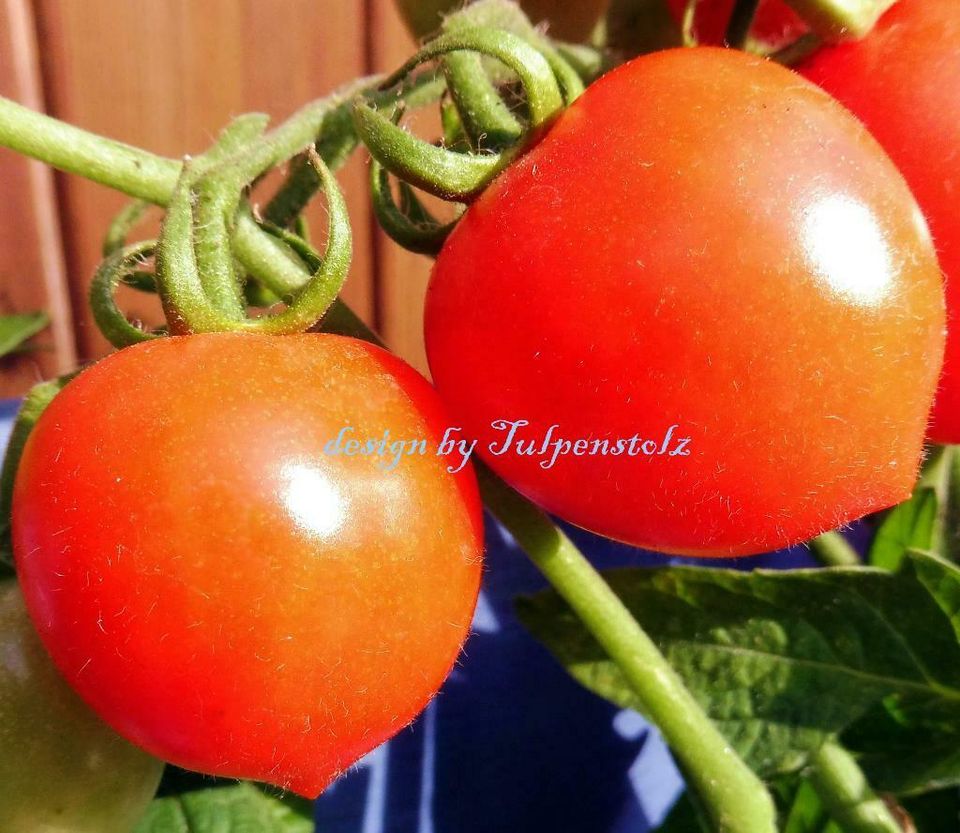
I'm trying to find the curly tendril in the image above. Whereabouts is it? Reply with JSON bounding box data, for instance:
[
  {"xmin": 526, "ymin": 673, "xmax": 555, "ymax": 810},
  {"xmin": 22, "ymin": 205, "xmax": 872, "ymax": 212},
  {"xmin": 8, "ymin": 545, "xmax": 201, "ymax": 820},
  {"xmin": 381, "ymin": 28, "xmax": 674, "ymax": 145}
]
[
  {"xmin": 352, "ymin": 27, "xmax": 577, "ymax": 204},
  {"xmin": 157, "ymin": 148, "xmax": 351, "ymax": 336},
  {"xmin": 89, "ymin": 242, "xmax": 164, "ymax": 349}
]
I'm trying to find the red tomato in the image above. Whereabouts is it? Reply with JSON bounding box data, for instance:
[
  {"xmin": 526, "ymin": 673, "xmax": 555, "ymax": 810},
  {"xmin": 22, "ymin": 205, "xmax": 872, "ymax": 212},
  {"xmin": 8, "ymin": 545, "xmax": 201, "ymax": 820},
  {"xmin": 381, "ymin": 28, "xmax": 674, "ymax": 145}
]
[
  {"xmin": 798, "ymin": 0, "xmax": 960, "ymax": 443},
  {"xmin": 666, "ymin": 0, "xmax": 807, "ymax": 49},
  {"xmin": 425, "ymin": 47, "xmax": 945, "ymax": 558},
  {"xmin": 13, "ymin": 333, "xmax": 483, "ymax": 797}
]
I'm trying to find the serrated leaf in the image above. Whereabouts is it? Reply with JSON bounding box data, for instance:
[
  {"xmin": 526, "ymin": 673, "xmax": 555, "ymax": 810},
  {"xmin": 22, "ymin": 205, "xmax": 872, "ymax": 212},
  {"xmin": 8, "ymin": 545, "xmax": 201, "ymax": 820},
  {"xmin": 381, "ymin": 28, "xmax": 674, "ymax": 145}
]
[
  {"xmin": 838, "ymin": 552, "xmax": 960, "ymax": 794},
  {"xmin": 516, "ymin": 553, "xmax": 960, "ymax": 789},
  {"xmin": 132, "ymin": 782, "xmax": 313, "ymax": 833},
  {"xmin": 910, "ymin": 550, "xmax": 960, "ymax": 641},
  {"xmin": 0, "ymin": 311, "xmax": 48, "ymax": 358},
  {"xmin": 0, "ymin": 373, "xmax": 77, "ymax": 570}
]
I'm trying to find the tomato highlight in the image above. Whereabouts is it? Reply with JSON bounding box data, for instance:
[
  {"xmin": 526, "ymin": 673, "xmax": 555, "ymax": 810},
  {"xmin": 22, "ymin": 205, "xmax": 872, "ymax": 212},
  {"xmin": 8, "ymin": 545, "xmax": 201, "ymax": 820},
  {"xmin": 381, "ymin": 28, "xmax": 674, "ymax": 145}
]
[{"xmin": 798, "ymin": 0, "xmax": 960, "ymax": 443}]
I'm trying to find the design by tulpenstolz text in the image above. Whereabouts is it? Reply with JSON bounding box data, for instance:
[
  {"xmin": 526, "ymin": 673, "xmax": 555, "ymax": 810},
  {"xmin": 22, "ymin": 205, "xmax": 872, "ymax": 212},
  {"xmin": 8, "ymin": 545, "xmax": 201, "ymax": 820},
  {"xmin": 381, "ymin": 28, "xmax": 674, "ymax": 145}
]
[{"xmin": 322, "ymin": 419, "xmax": 692, "ymax": 473}]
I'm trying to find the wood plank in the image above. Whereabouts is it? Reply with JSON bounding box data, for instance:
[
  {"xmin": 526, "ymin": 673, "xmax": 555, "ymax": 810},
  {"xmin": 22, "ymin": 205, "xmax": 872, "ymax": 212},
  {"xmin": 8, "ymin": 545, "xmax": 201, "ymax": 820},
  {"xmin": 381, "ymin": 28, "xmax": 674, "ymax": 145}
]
[
  {"xmin": 368, "ymin": 0, "xmax": 434, "ymax": 375},
  {"xmin": 33, "ymin": 0, "xmax": 371, "ymax": 360},
  {"xmin": 0, "ymin": 0, "xmax": 76, "ymax": 395}
]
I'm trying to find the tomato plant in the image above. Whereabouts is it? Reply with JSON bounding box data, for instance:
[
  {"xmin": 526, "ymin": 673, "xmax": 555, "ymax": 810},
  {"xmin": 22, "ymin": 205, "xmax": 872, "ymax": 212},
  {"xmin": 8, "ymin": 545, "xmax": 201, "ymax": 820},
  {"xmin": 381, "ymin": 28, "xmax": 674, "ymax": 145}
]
[
  {"xmin": 425, "ymin": 46, "xmax": 945, "ymax": 557},
  {"xmin": 2, "ymin": 3, "xmax": 956, "ymax": 830},
  {"xmin": 665, "ymin": 0, "xmax": 806, "ymax": 48},
  {"xmin": 395, "ymin": 0, "xmax": 609, "ymax": 42},
  {"xmin": 12, "ymin": 332, "xmax": 483, "ymax": 797},
  {"xmin": 798, "ymin": 0, "xmax": 960, "ymax": 444},
  {"xmin": 0, "ymin": 579, "xmax": 163, "ymax": 832}
]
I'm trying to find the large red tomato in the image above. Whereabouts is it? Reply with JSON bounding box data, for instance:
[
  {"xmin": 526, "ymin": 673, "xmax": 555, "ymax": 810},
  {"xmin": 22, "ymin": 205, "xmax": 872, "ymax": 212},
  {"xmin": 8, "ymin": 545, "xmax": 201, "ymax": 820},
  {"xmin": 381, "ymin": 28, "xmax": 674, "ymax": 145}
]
[
  {"xmin": 13, "ymin": 333, "xmax": 483, "ymax": 796},
  {"xmin": 798, "ymin": 0, "xmax": 960, "ymax": 443},
  {"xmin": 425, "ymin": 47, "xmax": 945, "ymax": 558}
]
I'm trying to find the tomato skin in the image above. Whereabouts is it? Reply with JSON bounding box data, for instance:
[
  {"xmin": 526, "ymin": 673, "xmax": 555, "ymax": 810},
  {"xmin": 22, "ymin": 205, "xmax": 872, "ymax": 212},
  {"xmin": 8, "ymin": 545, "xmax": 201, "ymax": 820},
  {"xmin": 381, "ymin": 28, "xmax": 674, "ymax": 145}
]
[
  {"xmin": 395, "ymin": 0, "xmax": 609, "ymax": 42},
  {"xmin": 13, "ymin": 333, "xmax": 483, "ymax": 797},
  {"xmin": 0, "ymin": 580, "xmax": 163, "ymax": 832},
  {"xmin": 797, "ymin": 0, "xmax": 960, "ymax": 443},
  {"xmin": 665, "ymin": 0, "xmax": 806, "ymax": 49},
  {"xmin": 425, "ymin": 47, "xmax": 945, "ymax": 558}
]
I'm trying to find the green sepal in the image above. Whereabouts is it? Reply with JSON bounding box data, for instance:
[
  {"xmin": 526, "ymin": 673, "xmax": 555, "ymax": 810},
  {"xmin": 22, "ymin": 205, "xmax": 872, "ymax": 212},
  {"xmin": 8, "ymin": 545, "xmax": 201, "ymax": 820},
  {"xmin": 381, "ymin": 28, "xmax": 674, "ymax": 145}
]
[
  {"xmin": 353, "ymin": 100, "xmax": 503, "ymax": 202},
  {"xmin": 370, "ymin": 159, "xmax": 459, "ymax": 256},
  {"xmin": 89, "ymin": 241, "xmax": 166, "ymax": 349},
  {"xmin": 0, "ymin": 372, "xmax": 79, "ymax": 572},
  {"xmin": 103, "ymin": 199, "xmax": 151, "ymax": 257},
  {"xmin": 781, "ymin": 0, "xmax": 897, "ymax": 42}
]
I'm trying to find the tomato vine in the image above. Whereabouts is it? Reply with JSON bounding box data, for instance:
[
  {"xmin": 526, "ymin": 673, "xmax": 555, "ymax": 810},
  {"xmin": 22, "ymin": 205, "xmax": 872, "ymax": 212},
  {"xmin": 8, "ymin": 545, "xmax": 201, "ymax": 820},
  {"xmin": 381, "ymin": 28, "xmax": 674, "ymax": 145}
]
[{"xmin": 0, "ymin": 1, "xmax": 953, "ymax": 832}]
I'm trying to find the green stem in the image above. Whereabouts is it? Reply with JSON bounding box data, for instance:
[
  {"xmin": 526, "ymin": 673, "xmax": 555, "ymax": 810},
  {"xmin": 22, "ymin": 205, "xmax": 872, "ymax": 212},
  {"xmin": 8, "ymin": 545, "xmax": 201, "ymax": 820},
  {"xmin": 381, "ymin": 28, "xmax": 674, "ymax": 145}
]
[
  {"xmin": 477, "ymin": 466, "xmax": 777, "ymax": 833},
  {"xmin": 0, "ymin": 74, "xmax": 383, "ymax": 210},
  {"xmin": 0, "ymin": 97, "xmax": 178, "ymax": 202},
  {"xmin": 809, "ymin": 531, "xmax": 861, "ymax": 567},
  {"xmin": 807, "ymin": 741, "xmax": 902, "ymax": 833}
]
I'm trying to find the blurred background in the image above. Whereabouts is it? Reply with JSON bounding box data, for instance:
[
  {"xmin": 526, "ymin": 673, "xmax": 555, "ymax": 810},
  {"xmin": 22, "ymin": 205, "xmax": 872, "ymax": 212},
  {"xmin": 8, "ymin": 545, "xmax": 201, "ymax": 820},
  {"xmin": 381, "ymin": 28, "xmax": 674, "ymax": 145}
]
[{"xmin": 0, "ymin": 0, "xmax": 450, "ymax": 397}]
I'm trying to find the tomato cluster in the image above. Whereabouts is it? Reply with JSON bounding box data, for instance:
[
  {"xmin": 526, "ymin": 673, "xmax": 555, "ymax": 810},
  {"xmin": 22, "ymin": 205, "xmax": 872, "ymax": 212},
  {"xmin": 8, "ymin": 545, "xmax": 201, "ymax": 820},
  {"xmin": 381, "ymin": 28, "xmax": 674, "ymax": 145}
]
[{"xmin": 4, "ymin": 0, "xmax": 957, "ymax": 817}]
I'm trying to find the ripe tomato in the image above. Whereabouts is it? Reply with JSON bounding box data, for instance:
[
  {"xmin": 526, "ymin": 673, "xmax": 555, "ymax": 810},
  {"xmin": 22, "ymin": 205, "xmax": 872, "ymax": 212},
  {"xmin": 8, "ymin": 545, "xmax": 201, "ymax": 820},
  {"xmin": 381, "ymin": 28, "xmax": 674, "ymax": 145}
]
[
  {"xmin": 0, "ymin": 579, "xmax": 163, "ymax": 832},
  {"xmin": 797, "ymin": 0, "xmax": 960, "ymax": 443},
  {"xmin": 13, "ymin": 333, "xmax": 483, "ymax": 797},
  {"xmin": 425, "ymin": 47, "xmax": 945, "ymax": 558},
  {"xmin": 395, "ymin": 0, "xmax": 609, "ymax": 42},
  {"xmin": 665, "ymin": 0, "xmax": 807, "ymax": 49}
]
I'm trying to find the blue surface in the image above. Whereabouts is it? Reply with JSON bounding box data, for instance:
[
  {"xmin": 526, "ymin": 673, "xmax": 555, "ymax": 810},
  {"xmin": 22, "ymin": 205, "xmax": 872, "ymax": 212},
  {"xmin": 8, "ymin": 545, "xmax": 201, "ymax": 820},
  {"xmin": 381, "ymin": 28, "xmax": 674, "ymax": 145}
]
[
  {"xmin": 314, "ymin": 515, "xmax": 820, "ymax": 833},
  {"xmin": 0, "ymin": 397, "xmax": 825, "ymax": 832}
]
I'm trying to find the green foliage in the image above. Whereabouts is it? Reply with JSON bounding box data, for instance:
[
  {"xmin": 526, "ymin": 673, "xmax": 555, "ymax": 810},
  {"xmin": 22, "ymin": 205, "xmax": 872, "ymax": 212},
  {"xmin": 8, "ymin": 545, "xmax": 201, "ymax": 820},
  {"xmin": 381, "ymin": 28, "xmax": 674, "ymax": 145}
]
[
  {"xmin": 132, "ymin": 783, "xmax": 313, "ymax": 833},
  {"xmin": 869, "ymin": 446, "xmax": 959, "ymax": 569},
  {"xmin": 0, "ymin": 312, "xmax": 48, "ymax": 358},
  {"xmin": 0, "ymin": 373, "xmax": 76, "ymax": 573},
  {"xmin": 518, "ymin": 551, "xmax": 960, "ymax": 794}
]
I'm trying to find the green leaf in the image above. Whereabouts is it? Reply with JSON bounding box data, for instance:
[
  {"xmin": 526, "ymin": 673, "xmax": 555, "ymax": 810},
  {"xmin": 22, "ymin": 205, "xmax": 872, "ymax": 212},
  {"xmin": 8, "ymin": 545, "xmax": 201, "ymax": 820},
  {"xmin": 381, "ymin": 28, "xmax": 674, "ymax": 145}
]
[
  {"xmin": 868, "ymin": 446, "xmax": 960, "ymax": 571},
  {"xmin": 910, "ymin": 550, "xmax": 960, "ymax": 641},
  {"xmin": 132, "ymin": 782, "xmax": 313, "ymax": 833},
  {"xmin": 775, "ymin": 778, "xmax": 843, "ymax": 833},
  {"xmin": 516, "ymin": 553, "xmax": 960, "ymax": 790},
  {"xmin": 0, "ymin": 373, "xmax": 77, "ymax": 570},
  {"xmin": 869, "ymin": 488, "xmax": 939, "ymax": 571},
  {"xmin": 0, "ymin": 311, "xmax": 48, "ymax": 358},
  {"xmin": 840, "ymin": 552, "xmax": 960, "ymax": 794}
]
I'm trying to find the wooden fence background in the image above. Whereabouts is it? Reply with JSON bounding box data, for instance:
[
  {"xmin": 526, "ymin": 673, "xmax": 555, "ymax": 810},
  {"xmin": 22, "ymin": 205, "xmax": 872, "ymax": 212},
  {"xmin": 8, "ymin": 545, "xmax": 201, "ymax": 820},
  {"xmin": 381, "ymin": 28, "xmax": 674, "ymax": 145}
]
[{"xmin": 0, "ymin": 0, "xmax": 434, "ymax": 397}]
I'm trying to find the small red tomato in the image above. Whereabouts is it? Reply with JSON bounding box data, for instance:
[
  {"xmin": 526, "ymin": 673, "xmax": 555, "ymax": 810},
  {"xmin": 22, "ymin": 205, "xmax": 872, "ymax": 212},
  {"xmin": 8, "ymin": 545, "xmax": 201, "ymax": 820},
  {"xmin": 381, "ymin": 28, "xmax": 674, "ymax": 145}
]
[
  {"xmin": 425, "ymin": 48, "xmax": 945, "ymax": 557},
  {"xmin": 13, "ymin": 333, "xmax": 483, "ymax": 797},
  {"xmin": 666, "ymin": 0, "xmax": 807, "ymax": 49},
  {"xmin": 798, "ymin": 0, "xmax": 960, "ymax": 443}
]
